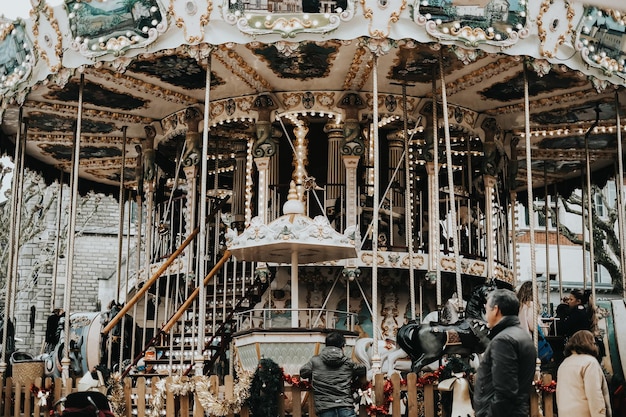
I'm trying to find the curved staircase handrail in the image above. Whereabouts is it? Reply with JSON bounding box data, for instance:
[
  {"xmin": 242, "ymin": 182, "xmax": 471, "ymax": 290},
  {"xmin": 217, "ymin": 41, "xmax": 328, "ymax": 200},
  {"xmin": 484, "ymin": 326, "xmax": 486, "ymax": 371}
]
[
  {"xmin": 119, "ymin": 249, "xmax": 233, "ymax": 378},
  {"xmin": 162, "ymin": 250, "xmax": 232, "ymax": 333},
  {"xmin": 101, "ymin": 228, "xmax": 199, "ymax": 335}
]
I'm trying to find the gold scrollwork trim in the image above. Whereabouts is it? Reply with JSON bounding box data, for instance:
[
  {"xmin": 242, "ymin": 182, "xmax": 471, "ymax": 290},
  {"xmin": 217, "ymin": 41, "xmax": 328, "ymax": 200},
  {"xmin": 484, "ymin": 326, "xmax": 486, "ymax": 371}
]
[
  {"xmin": 359, "ymin": 0, "xmax": 406, "ymax": 39},
  {"xmin": 537, "ymin": 0, "xmax": 575, "ymax": 58},
  {"xmin": 32, "ymin": 3, "xmax": 64, "ymax": 73},
  {"xmin": 213, "ymin": 46, "xmax": 272, "ymax": 91},
  {"xmin": 169, "ymin": 0, "xmax": 213, "ymax": 44}
]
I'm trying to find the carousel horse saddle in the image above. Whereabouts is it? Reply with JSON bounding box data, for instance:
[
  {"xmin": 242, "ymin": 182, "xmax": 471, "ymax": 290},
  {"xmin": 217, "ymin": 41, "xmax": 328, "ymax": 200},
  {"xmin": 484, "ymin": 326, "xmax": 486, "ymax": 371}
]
[{"xmin": 430, "ymin": 319, "xmax": 489, "ymax": 350}]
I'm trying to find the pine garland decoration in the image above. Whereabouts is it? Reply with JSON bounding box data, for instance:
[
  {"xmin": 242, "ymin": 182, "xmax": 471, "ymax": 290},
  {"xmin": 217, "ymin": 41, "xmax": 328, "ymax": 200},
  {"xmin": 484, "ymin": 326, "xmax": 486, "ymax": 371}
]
[
  {"xmin": 246, "ymin": 358, "xmax": 284, "ymax": 417},
  {"xmin": 437, "ymin": 355, "xmax": 475, "ymax": 381}
]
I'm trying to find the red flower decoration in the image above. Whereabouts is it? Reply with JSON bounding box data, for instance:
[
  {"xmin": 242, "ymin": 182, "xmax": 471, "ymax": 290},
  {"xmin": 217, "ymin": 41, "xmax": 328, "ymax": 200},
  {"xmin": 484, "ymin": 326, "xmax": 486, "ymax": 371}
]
[
  {"xmin": 533, "ymin": 379, "xmax": 557, "ymax": 394},
  {"xmin": 282, "ymin": 370, "xmax": 312, "ymax": 389}
]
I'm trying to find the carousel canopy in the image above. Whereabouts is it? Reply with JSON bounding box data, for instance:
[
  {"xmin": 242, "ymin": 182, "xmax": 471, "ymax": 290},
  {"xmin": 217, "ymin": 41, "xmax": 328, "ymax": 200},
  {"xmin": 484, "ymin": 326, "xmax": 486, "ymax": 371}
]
[
  {"xmin": 226, "ymin": 182, "xmax": 358, "ymax": 263},
  {"xmin": 0, "ymin": 0, "xmax": 625, "ymax": 193}
]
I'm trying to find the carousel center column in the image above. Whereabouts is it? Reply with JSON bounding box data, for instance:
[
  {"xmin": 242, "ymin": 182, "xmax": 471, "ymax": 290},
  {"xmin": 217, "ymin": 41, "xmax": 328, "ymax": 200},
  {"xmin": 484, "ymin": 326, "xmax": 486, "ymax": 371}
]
[
  {"xmin": 338, "ymin": 93, "xmax": 366, "ymax": 269},
  {"xmin": 421, "ymin": 109, "xmax": 440, "ymax": 274},
  {"xmin": 426, "ymin": 162, "xmax": 440, "ymax": 272},
  {"xmin": 252, "ymin": 94, "xmax": 279, "ymax": 225},
  {"xmin": 324, "ymin": 121, "xmax": 346, "ymax": 230},
  {"xmin": 481, "ymin": 118, "xmax": 502, "ymax": 280},
  {"xmin": 142, "ymin": 124, "xmax": 157, "ymax": 278},
  {"xmin": 231, "ymin": 140, "xmax": 249, "ymax": 232},
  {"xmin": 181, "ymin": 108, "xmax": 203, "ymax": 352},
  {"xmin": 182, "ymin": 107, "xmax": 204, "ymax": 236},
  {"xmin": 387, "ymin": 131, "xmax": 406, "ymax": 248}
]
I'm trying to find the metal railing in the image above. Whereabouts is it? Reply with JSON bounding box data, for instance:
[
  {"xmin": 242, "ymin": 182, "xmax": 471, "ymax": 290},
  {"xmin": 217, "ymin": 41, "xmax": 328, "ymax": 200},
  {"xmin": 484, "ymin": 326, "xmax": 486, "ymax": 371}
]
[{"xmin": 235, "ymin": 308, "xmax": 358, "ymax": 331}]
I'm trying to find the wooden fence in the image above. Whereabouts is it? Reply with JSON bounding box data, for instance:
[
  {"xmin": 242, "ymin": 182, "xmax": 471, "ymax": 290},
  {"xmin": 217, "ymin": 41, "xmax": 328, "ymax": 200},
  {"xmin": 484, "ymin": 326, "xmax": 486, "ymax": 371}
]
[{"xmin": 0, "ymin": 373, "xmax": 555, "ymax": 417}]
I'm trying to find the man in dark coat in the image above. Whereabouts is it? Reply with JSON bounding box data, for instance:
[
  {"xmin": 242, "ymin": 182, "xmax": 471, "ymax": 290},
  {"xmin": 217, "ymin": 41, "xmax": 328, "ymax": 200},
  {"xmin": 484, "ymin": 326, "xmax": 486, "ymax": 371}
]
[
  {"xmin": 473, "ymin": 289, "xmax": 537, "ymax": 417},
  {"xmin": 299, "ymin": 332, "xmax": 366, "ymax": 417}
]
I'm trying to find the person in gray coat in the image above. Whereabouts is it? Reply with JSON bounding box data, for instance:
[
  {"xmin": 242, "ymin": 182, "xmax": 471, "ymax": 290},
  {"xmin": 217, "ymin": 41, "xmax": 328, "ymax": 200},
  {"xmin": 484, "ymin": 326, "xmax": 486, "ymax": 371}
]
[
  {"xmin": 299, "ymin": 332, "xmax": 366, "ymax": 417},
  {"xmin": 473, "ymin": 288, "xmax": 537, "ymax": 417}
]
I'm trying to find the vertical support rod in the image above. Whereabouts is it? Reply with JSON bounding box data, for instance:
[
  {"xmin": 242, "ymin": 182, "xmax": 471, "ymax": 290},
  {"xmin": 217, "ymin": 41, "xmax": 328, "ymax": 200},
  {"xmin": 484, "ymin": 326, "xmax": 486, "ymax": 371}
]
[
  {"xmin": 584, "ymin": 130, "xmax": 596, "ymax": 305},
  {"xmin": 371, "ymin": 54, "xmax": 381, "ymax": 373},
  {"xmin": 402, "ymin": 83, "xmax": 416, "ymax": 321},
  {"xmin": 196, "ymin": 54, "xmax": 212, "ymax": 374},
  {"xmin": 581, "ymin": 172, "xmax": 587, "ymax": 290},
  {"xmin": 432, "ymin": 68, "xmax": 441, "ymax": 309},
  {"xmin": 1, "ymin": 107, "xmax": 24, "ymax": 376},
  {"xmin": 523, "ymin": 62, "xmax": 538, "ymax": 349},
  {"xmin": 555, "ymin": 185, "xmax": 563, "ymax": 302},
  {"xmin": 291, "ymin": 251, "xmax": 299, "ymax": 328},
  {"xmin": 116, "ymin": 126, "xmax": 128, "ymax": 302},
  {"xmin": 543, "ymin": 161, "xmax": 544, "ymax": 314},
  {"xmin": 51, "ymin": 172, "xmax": 64, "ymax": 311},
  {"xmin": 439, "ymin": 50, "xmax": 463, "ymax": 305},
  {"xmin": 613, "ymin": 90, "xmax": 626, "ymax": 299},
  {"xmin": 62, "ymin": 73, "xmax": 85, "ymax": 383}
]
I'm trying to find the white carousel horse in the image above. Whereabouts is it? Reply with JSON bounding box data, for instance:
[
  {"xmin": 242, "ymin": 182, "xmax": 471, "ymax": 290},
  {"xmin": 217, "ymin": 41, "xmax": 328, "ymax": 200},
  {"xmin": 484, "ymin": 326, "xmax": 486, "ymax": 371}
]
[
  {"xmin": 421, "ymin": 293, "xmax": 466, "ymax": 325},
  {"xmin": 353, "ymin": 337, "xmax": 412, "ymax": 380}
]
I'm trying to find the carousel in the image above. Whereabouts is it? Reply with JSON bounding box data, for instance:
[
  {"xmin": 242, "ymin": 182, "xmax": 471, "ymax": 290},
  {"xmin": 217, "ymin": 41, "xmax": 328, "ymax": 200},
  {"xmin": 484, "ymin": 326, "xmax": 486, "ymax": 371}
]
[{"xmin": 0, "ymin": 0, "xmax": 626, "ymax": 413}]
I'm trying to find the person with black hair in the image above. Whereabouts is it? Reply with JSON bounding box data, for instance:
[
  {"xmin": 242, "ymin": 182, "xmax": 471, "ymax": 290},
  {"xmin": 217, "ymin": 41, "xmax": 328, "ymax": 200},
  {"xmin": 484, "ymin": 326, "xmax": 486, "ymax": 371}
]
[
  {"xmin": 299, "ymin": 332, "xmax": 366, "ymax": 417},
  {"xmin": 473, "ymin": 289, "xmax": 537, "ymax": 417},
  {"xmin": 561, "ymin": 289, "xmax": 593, "ymax": 339}
]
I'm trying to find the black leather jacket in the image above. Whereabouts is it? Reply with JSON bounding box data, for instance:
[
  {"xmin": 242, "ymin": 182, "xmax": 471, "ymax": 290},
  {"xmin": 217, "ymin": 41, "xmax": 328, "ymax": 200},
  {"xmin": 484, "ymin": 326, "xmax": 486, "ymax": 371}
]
[
  {"xmin": 299, "ymin": 346, "xmax": 366, "ymax": 414},
  {"xmin": 473, "ymin": 315, "xmax": 537, "ymax": 417},
  {"xmin": 561, "ymin": 304, "xmax": 592, "ymax": 338}
]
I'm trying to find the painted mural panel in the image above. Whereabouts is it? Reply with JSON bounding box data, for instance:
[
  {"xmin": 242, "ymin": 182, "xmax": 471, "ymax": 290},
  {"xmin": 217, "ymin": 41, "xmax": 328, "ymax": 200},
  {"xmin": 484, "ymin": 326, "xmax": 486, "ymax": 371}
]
[
  {"xmin": 223, "ymin": 0, "xmax": 355, "ymax": 37},
  {"xmin": 0, "ymin": 19, "xmax": 35, "ymax": 95},
  {"xmin": 66, "ymin": 0, "xmax": 167, "ymax": 57},
  {"xmin": 577, "ymin": 7, "xmax": 626, "ymax": 80},
  {"xmin": 413, "ymin": 0, "xmax": 528, "ymax": 47}
]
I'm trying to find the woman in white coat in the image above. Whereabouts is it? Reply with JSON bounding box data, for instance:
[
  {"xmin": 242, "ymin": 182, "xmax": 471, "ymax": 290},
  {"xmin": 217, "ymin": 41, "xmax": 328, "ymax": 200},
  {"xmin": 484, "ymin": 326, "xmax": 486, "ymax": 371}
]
[{"xmin": 556, "ymin": 330, "xmax": 612, "ymax": 417}]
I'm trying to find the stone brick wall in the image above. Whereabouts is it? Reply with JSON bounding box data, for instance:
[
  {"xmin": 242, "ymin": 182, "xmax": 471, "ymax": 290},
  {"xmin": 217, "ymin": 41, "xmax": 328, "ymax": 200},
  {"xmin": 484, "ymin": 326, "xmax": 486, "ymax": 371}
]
[{"xmin": 12, "ymin": 189, "xmax": 141, "ymax": 355}]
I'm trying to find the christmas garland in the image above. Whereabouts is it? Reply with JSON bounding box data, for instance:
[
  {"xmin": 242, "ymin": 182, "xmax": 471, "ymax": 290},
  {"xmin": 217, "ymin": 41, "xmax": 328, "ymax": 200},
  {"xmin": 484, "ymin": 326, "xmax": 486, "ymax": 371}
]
[
  {"xmin": 533, "ymin": 378, "xmax": 557, "ymax": 394},
  {"xmin": 112, "ymin": 354, "xmax": 482, "ymax": 417},
  {"xmin": 145, "ymin": 367, "xmax": 253, "ymax": 417},
  {"xmin": 361, "ymin": 357, "xmax": 477, "ymax": 416},
  {"xmin": 245, "ymin": 358, "xmax": 284, "ymax": 417},
  {"xmin": 108, "ymin": 372, "xmax": 126, "ymax": 417},
  {"xmin": 195, "ymin": 371, "xmax": 252, "ymax": 416}
]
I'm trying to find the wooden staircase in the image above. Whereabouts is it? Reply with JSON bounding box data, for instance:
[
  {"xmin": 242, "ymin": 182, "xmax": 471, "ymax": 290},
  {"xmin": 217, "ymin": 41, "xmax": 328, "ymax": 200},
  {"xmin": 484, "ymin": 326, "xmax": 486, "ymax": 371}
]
[{"xmin": 103, "ymin": 195, "xmax": 271, "ymax": 379}]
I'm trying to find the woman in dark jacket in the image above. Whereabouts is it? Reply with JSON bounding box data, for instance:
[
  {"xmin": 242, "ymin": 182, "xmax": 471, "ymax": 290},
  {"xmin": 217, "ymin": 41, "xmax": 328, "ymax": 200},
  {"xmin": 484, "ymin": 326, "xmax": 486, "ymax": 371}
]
[{"xmin": 561, "ymin": 289, "xmax": 593, "ymax": 338}]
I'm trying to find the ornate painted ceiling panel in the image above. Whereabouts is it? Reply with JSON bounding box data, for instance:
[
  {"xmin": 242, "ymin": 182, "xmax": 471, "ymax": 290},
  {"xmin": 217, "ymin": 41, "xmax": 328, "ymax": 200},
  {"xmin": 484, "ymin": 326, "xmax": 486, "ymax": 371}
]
[
  {"xmin": 252, "ymin": 42, "xmax": 340, "ymax": 80},
  {"xmin": 28, "ymin": 112, "xmax": 117, "ymax": 134},
  {"xmin": 479, "ymin": 70, "xmax": 589, "ymax": 102},
  {"xmin": 44, "ymin": 81, "xmax": 146, "ymax": 111},
  {"xmin": 128, "ymin": 56, "xmax": 224, "ymax": 90},
  {"xmin": 39, "ymin": 143, "xmax": 122, "ymax": 161}
]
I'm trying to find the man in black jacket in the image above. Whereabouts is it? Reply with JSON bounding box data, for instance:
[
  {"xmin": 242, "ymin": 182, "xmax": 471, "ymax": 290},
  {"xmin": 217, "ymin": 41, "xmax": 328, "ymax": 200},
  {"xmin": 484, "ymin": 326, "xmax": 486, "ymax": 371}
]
[
  {"xmin": 473, "ymin": 289, "xmax": 537, "ymax": 417},
  {"xmin": 299, "ymin": 332, "xmax": 366, "ymax": 417}
]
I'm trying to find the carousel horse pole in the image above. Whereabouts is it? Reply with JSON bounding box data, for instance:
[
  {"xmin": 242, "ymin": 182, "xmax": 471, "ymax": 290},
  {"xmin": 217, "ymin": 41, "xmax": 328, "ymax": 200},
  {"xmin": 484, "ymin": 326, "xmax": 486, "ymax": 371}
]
[{"xmin": 438, "ymin": 373, "xmax": 474, "ymax": 417}]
